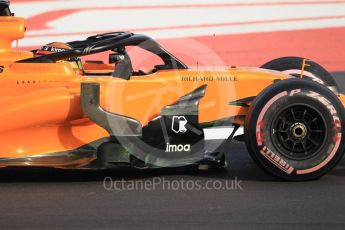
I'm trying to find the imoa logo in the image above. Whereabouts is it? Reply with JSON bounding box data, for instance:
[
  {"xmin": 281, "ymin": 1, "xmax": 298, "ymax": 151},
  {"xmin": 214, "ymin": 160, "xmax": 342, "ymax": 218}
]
[
  {"xmin": 165, "ymin": 143, "xmax": 191, "ymax": 152},
  {"xmin": 171, "ymin": 116, "xmax": 188, "ymax": 134}
]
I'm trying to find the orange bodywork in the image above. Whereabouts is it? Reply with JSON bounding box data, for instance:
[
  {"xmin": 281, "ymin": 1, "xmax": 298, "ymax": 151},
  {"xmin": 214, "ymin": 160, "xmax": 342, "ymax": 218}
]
[{"xmin": 0, "ymin": 17, "xmax": 344, "ymax": 167}]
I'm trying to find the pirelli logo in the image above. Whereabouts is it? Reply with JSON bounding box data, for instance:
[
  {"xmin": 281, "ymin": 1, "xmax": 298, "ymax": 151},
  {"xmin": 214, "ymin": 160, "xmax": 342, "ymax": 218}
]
[{"xmin": 260, "ymin": 146, "xmax": 294, "ymax": 174}]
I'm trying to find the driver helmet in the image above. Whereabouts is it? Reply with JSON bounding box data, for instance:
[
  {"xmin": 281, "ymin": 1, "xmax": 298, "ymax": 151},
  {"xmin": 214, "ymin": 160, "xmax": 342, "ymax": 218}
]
[{"xmin": 35, "ymin": 42, "xmax": 83, "ymax": 75}]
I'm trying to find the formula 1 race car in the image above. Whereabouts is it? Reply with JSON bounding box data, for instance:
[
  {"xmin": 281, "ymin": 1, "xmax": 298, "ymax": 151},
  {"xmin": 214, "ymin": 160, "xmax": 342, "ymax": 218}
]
[{"xmin": 0, "ymin": 1, "xmax": 344, "ymax": 181}]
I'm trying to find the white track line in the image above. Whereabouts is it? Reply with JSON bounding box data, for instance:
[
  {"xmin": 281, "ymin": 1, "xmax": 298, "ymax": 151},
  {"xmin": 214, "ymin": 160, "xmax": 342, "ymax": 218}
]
[{"xmin": 11, "ymin": 1, "xmax": 345, "ymax": 47}]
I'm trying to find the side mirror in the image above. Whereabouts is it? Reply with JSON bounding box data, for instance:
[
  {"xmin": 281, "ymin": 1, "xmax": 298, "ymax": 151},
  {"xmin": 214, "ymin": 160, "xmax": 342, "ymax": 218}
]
[
  {"xmin": 109, "ymin": 53, "xmax": 125, "ymax": 64},
  {"xmin": 0, "ymin": 1, "xmax": 12, "ymax": 16}
]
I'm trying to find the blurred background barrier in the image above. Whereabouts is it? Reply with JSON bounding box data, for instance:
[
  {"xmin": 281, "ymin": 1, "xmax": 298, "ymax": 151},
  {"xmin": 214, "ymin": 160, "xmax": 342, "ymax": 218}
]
[{"xmin": 11, "ymin": 0, "xmax": 345, "ymax": 71}]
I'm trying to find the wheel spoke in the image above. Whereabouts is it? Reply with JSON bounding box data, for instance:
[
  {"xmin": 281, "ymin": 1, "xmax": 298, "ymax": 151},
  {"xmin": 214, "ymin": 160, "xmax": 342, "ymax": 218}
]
[
  {"xmin": 279, "ymin": 116, "xmax": 287, "ymax": 125},
  {"xmin": 309, "ymin": 117, "xmax": 318, "ymax": 124},
  {"xmin": 308, "ymin": 138, "xmax": 318, "ymax": 146},
  {"xmin": 303, "ymin": 109, "xmax": 307, "ymax": 120},
  {"xmin": 276, "ymin": 129, "xmax": 288, "ymax": 133},
  {"xmin": 310, "ymin": 129, "xmax": 323, "ymax": 133},
  {"xmin": 291, "ymin": 108, "xmax": 296, "ymax": 120},
  {"xmin": 290, "ymin": 142, "xmax": 296, "ymax": 155},
  {"xmin": 301, "ymin": 141, "xmax": 308, "ymax": 155},
  {"xmin": 284, "ymin": 137, "xmax": 290, "ymax": 142}
]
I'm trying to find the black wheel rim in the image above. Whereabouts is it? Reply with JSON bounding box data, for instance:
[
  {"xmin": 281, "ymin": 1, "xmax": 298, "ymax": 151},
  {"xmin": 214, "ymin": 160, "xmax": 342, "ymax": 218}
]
[{"xmin": 271, "ymin": 104, "xmax": 326, "ymax": 160}]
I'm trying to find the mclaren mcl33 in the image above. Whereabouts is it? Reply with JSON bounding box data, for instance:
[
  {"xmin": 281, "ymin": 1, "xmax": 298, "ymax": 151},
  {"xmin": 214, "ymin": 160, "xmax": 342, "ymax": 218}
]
[{"xmin": 0, "ymin": 1, "xmax": 344, "ymax": 180}]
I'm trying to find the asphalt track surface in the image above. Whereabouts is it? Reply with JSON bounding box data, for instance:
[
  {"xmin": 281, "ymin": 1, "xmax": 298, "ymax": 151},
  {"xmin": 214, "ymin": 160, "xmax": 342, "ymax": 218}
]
[{"xmin": 1, "ymin": 73, "xmax": 345, "ymax": 230}]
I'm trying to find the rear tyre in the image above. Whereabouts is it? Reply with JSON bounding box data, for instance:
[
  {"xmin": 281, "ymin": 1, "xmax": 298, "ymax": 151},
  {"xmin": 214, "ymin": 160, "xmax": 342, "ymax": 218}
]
[
  {"xmin": 261, "ymin": 56, "xmax": 339, "ymax": 93},
  {"xmin": 244, "ymin": 79, "xmax": 345, "ymax": 181}
]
